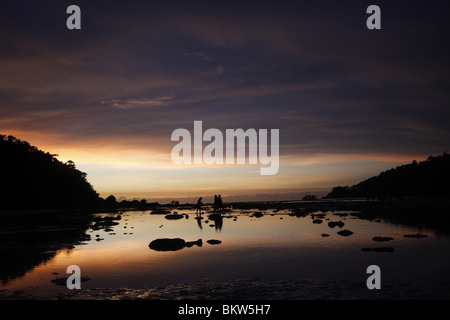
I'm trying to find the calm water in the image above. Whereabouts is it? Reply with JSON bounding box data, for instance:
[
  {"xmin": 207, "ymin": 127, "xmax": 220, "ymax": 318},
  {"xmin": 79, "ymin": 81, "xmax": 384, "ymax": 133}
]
[{"xmin": 2, "ymin": 208, "xmax": 450, "ymax": 298}]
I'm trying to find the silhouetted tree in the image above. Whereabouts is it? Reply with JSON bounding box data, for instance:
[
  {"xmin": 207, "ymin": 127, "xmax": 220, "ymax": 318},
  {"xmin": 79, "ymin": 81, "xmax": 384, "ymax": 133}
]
[
  {"xmin": 325, "ymin": 153, "xmax": 450, "ymax": 199},
  {"xmin": 0, "ymin": 134, "xmax": 100, "ymax": 209}
]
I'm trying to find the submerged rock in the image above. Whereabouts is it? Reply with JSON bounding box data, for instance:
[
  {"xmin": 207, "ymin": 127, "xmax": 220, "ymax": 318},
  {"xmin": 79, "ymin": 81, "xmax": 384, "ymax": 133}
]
[
  {"xmin": 321, "ymin": 233, "xmax": 330, "ymax": 237},
  {"xmin": 333, "ymin": 212, "xmax": 348, "ymax": 217},
  {"xmin": 165, "ymin": 214, "xmax": 184, "ymax": 220},
  {"xmin": 149, "ymin": 238, "xmax": 203, "ymax": 251},
  {"xmin": 207, "ymin": 239, "xmax": 222, "ymax": 245},
  {"xmin": 91, "ymin": 216, "xmax": 121, "ymax": 231},
  {"xmin": 185, "ymin": 239, "xmax": 203, "ymax": 248},
  {"xmin": 373, "ymin": 236, "xmax": 394, "ymax": 242},
  {"xmin": 328, "ymin": 221, "xmax": 345, "ymax": 228},
  {"xmin": 337, "ymin": 230, "xmax": 353, "ymax": 236},
  {"xmin": 403, "ymin": 233, "xmax": 427, "ymax": 239},
  {"xmin": 289, "ymin": 208, "xmax": 307, "ymax": 217}
]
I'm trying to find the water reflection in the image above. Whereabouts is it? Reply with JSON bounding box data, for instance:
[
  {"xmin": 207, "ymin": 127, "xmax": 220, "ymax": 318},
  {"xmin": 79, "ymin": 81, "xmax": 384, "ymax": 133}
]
[
  {"xmin": 1, "ymin": 206, "xmax": 450, "ymax": 299},
  {"xmin": 194, "ymin": 213, "xmax": 224, "ymax": 231},
  {"xmin": 196, "ymin": 217, "xmax": 203, "ymax": 230},
  {"xmin": 0, "ymin": 211, "xmax": 93, "ymax": 285}
]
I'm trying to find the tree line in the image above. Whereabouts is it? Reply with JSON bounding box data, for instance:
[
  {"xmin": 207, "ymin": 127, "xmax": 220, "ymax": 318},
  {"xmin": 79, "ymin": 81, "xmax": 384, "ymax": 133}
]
[
  {"xmin": 0, "ymin": 134, "xmax": 100, "ymax": 209},
  {"xmin": 326, "ymin": 152, "xmax": 450, "ymax": 199}
]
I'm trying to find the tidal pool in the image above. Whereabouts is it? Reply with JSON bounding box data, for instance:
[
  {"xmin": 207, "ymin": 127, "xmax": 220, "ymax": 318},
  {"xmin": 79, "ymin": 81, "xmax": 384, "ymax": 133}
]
[{"xmin": 1, "ymin": 208, "xmax": 450, "ymax": 299}]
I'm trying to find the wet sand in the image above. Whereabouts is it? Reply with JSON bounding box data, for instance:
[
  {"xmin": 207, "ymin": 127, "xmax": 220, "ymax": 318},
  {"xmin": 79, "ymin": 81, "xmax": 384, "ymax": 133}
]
[{"xmin": 2, "ymin": 278, "xmax": 450, "ymax": 300}]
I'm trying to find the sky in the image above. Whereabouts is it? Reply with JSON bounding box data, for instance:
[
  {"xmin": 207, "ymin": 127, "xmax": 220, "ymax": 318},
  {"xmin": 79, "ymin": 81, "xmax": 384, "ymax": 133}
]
[{"xmin": 1, "ymin": 1, "xmax": 450, "ymax": 203}]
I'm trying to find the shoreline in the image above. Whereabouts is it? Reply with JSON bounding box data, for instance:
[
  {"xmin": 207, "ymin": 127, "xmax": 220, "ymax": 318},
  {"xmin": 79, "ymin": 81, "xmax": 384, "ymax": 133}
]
[{"xmin": 2, "ymin": 277, "xmax": 450, "ymax": 300}]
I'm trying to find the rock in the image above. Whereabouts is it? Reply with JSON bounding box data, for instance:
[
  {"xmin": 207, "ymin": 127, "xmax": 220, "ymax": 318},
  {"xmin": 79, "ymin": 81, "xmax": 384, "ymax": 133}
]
[
  {"xmin": 328, "ymin": 221, "xmax": 344, "ymax": 228},
  {"xmin": 312, "ymin": 219, "xmax": 323, "ymax": 224},
  {"xmin": 149, "ymin": 238, "xmax": 187, "ymax": 251},
  {"xmin": 91, "ymin": 218, "xmax": 120, "ymax": 231},
  {"xmin": 337, "ymin": 230, "xmax": 353, "ymax": 236},
  {"xmin": 372, "ymin": 236, "xmax": 394, "ymax": 242},
  {"xmin": 321, "ymin": 233, "xmax": 330, "ymax": 237},
  {"xmin": 403, "ymin": 233, "xmax": 427, "ymax": 239},
  {"xmin": 333, "ymin": 213, "xmax": 348, "ymax": 217},
  {"xmin": 289, "ymin": 208, "xmax": 307, "ymax": 217},
  {"xmin": 253, "ymin": 212, "xmax": 264, "ymax": 218},
  {"xmin": 165, "ymin": 214, "xmax": 184, "ymax": 220},
  {"xmin": 185, "ymin": 239, "xmax": 203, "ymax": 248},
  {"xmin": 148, "ymin": 238, "xmax": 203, "ymax": 251},
  {"xmin": 207, "ymin": 239, "xmax": 222, "ymax": 245}
]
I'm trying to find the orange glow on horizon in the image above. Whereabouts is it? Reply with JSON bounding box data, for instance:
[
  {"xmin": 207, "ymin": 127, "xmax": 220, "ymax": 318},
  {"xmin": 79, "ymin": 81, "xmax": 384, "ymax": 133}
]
[{"xmin": 2, "ymin": 128, "xmax": 430, "ymax": 202}]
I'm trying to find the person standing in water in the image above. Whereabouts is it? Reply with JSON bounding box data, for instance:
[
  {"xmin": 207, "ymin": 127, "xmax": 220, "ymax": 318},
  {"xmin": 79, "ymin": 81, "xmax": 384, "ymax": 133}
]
[
  {"xmin": 196, "ymin": 197, "xmax": 203, "ymax": 216},
  {"xmin": 213, "ymin": 195, "xmax": 218, "ymax": 212},
  {"xmin": 217, "ymin": 194, "xmax": 223, "ymax": 212}
]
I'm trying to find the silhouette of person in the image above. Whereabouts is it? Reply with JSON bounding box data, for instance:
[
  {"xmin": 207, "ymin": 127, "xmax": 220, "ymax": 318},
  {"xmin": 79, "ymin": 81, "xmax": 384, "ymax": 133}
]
[
  {"xmin": 217, "ymin": 194, "xmax": 223, "ymax": 212},
  {"xmin": 213, "ymin": 195, "xmax": 218, "ymax": 212},
  {"xmin": 196, "ymin": 197, "xmax": 203, "ymax": 216}
]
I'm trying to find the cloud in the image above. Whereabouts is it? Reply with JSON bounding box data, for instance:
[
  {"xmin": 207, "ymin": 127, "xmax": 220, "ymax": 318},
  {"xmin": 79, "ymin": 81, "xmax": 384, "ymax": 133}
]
[
  {"xmin": 182, "ymin": 51, "xmax": 214, "ymax": 61},
  {"xmin": 1, "ymin": 1, "xmax": 450, "ymax": 166},
  {"xmin": 101, "ymin": 96, "xmax": 174, "ymax": 110},
  {"xmin": 203, "ymin": 66, "xmax": 225, "ymax": 76}
]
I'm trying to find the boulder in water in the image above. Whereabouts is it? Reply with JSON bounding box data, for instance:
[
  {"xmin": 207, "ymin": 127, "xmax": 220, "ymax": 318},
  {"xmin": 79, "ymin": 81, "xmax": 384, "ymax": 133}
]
[
  {"xmin": 165, "ymin": 214, "xmax": 184, "ymax": 220},
  {"xmin": 372, "ymin": 236, "xmax": 394, "ymax": 242},
  {"xmin": 149, "ymin": 238, "xmax": 203, "ymax": 251},
  {"xmin": 149, "ymin": 238, "xmax": 186, "ymax": 251},
  {"xmin": 207, "ymin": 239, "xmax": 222, "ymax": 245},
  {"xmin": 337, "ymin": 230, "xmax": 353, "ymax": 236},
  {"xmin": 328, "ymin": 221, "xmax": 344, "ymax": 228}
]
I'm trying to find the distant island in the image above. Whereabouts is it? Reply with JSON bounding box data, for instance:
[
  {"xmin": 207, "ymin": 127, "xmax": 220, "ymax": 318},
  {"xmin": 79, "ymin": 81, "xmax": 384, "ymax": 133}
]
[{"xmin": 325, "ymin": 152, "xmax": 450, "ymax": 200}]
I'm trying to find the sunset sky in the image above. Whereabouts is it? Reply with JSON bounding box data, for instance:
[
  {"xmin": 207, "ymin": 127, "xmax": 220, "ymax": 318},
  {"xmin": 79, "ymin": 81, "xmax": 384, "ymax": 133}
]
[{"xmin": 1, "ymin": 1, "xmax": 449, "ymax": 203}]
